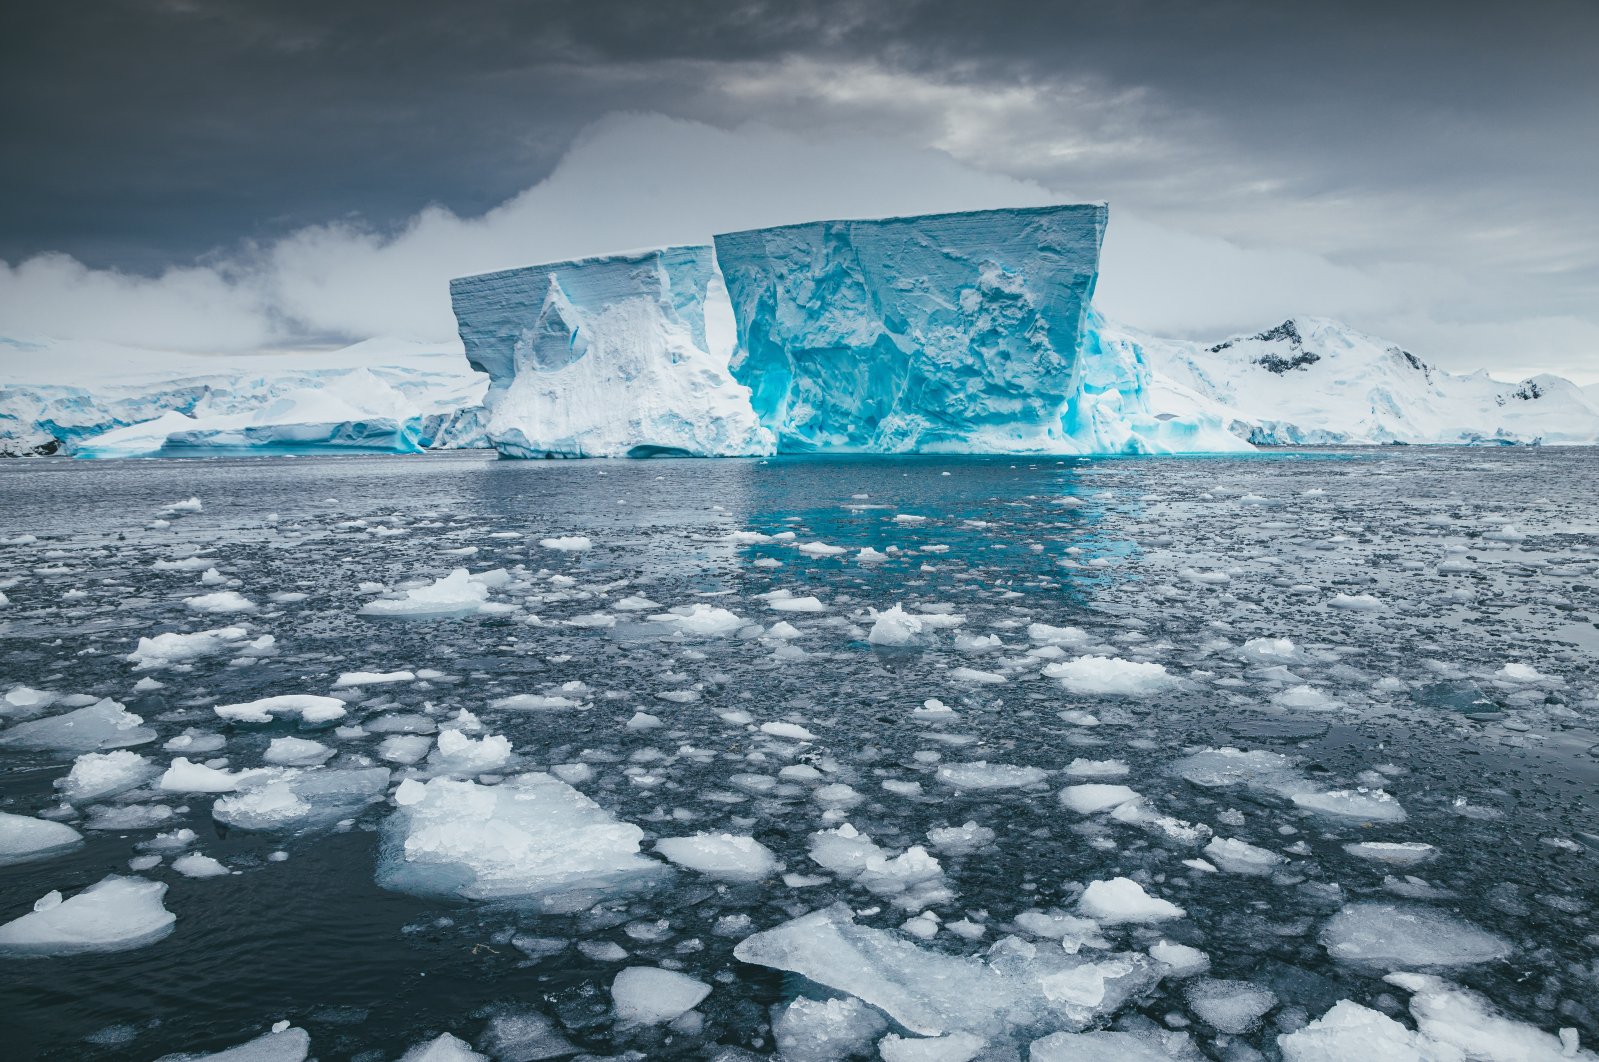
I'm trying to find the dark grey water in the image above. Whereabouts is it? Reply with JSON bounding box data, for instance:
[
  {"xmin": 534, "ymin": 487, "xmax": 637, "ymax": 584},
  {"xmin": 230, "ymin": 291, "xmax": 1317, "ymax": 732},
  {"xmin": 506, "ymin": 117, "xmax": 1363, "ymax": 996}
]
[{"xmin": 1, "ymin": 449, "xmax": 1596, "ymax": 1060}]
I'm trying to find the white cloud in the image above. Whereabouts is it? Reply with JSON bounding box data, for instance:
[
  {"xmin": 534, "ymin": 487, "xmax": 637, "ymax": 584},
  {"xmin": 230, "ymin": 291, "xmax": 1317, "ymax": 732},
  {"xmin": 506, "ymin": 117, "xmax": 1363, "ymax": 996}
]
[{"xmin": 1, "ymin": 112, "xmax": 1594, "ymax": 384}]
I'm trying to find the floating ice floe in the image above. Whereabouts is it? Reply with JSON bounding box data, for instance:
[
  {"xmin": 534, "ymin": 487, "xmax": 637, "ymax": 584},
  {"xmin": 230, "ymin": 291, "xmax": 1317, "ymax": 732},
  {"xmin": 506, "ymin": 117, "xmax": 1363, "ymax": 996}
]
[
  {"xmin": 377, "ymin": 773, "xmax": 667, "ymax": 909},
  {"xmin": 1186, "ymin": 978, "xmax": 1278, "ymax": 1034},
  {"xmin": 212, "ymin": 768, "xmax": 390, "ymax": 831},
  {"xmin": 937, "ymin": 762, "xmax": 1049, "ymax": 790},
  {"xmin": 654, "ymin": 833, "xmax": 780, "ymax": 882},
  {"xmin": 1319, "ymin": 902, "xmax": 1512, "ymax": 969},
  {"xmin": 1344, "ymin": 841, "xmax": 1436, "ymax": 866},
  {"xmin": 397, "ymin": 1032, "xmax": 485, "ymax": 1061},
  {"xmin": 55, "ymin": 749, "xmax": 157, "ymax": 802},
  {"xmin": 214, "ymin": 695, "xmax": 348, "ymax": 725},
  {"xmin": 128, "ymin": 626, "xmax": 251, "ymax": 669},
  {"xmin": 159, "ymin": 1021, "xmax": 312, "ymax": 1062},
  {"xmin": 1203, "ymin": 837, "xmax": 1286, "ymax": 876},
  {"xmin": 333, "ymin": 670, "xmax": 415, "ymax": 687},
  {"xmin": 1173, "ymin": 746, "xmax": 1407, "ymax": 822},
  {"xmin": 261, "ymin": 737, "xmax": 333, "ymax": 766},
  {"xmin": 0, "ymin": 698, "xmax": 156, "ymax": 754},
  {"xmin": 1077, "ymin": 878, "xmax": 1185, "ymax": 924},
  {"xmin": 427, "ymin": 728, "xmax": 513, "ymax": 775},
  {"xmin": 1029, "ymin": 1030, "xmax": 1199, "ymax": 1061},
  {"xmin": 809, "ymin": 823, "xmax": 951, "ymax": 910},
  {"xmin": 733, "ymin": 905, "xmax": 1160, "ymax": 1039},
  {"xmin": 772, "ymin": 996, "xmax": 888, "ymax": 1062},
  {"xmin": 183, "ymin": 591, "xmax": 257, "ymax": 614},
  {"xmin": 1046, "ymin": 656, "xmax": 1177, "ymax": 695},
  {"xmin": 359, "ymin": 568, "xmax": 512, "ymax": 619},
  {"xmin": 539, "ymin": 536, "xmax": 592, "ymax": 552},
  {"xmin": 0, "ymin": 811, "xmax": 83, "ymax": 866},
  {"xmin": 0, "ymin": 876, "xmax": 175, "ymax": 956},
  {"xmin": 1059, "ymin": 783, "xmax": 1141, "ymax": 815},
  {"xmin": 648, "ymin": 604, "xmax": 746, "ymax": 637},
  {"xmin": 610, "ymin": 966, "xmax": 711, "ymax": 1025}
]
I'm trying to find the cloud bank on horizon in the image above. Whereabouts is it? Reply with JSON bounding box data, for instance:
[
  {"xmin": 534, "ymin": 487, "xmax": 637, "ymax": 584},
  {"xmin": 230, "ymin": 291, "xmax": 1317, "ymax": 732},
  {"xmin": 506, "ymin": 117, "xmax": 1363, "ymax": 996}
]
[
  {"xmin": 3, "ymin": 113, "xmax": 1593, "ymax": 385},
  {"xmin": 2, "ymin": 0, "xmax": 1596, "ymax": 383}
]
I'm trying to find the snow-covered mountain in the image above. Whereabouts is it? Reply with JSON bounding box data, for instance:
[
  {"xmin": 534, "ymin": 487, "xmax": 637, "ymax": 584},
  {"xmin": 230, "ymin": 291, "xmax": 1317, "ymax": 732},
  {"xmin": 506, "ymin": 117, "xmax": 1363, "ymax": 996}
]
[{"xmin": 1125, "ymin": 317, "xmax": 1599, "ymax": 446}]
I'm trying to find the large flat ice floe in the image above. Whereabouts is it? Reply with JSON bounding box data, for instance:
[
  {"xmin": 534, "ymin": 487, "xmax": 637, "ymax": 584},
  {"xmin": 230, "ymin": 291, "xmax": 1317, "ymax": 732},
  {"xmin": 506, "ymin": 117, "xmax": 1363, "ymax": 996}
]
[
  {"xmin": 450, "ymin": 247, "xmax": 772, "ymax": 458},
  {"xmin": 0, "ymin": 875, "xmax": 176, "ymax": 956},
  {"xmin": 376, "ymin": 773, "xmax": 668, "ymax": 909}
]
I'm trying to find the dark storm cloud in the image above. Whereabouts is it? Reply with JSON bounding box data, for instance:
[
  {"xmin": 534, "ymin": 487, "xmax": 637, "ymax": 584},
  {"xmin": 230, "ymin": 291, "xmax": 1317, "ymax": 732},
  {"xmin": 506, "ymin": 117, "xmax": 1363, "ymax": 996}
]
[
  {"xmin": 6, "ymin": 0, "xmax": 1595, "ymax": 266},
  {"xmin": 2, "ymin": 0, "xmax": 1596, "ymax": 376}
]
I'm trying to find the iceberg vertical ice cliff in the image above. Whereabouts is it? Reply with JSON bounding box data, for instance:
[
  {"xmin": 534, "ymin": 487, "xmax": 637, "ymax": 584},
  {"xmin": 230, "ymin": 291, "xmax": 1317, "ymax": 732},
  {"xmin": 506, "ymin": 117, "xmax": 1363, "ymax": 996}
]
[
  {"xmin": 712, "ymin": 204, "xmax": 1211, "ymax": 454},
  {"xmin": 449, "ymin": 247, "xmax": 772, "ymax": 458}
]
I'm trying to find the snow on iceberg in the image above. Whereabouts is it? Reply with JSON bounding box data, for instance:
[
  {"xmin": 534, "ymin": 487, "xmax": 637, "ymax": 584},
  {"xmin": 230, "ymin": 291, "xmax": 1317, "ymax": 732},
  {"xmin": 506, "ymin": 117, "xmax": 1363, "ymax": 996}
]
[
  {"xmin": 449, "ymin": 247, "xmax": 772, "ymax": 458},
  {"xmin": 376, "ymin": 773, "xmax": 668, "ymax": 909},
  {"xmin": 714, "ymin": 205, "xmax": 1244, "ymax": 455}
]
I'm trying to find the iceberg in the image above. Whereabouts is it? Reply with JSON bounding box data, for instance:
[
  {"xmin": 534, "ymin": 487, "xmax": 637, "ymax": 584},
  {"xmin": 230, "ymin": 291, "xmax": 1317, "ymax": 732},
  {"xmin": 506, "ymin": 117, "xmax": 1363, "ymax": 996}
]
[
  {"xmin": 449, "ymin": 247, "xmax": 772, "ymax": 458},
  {"xmin": 712, "ymin": 205, "xmax": 1243, "ymax": 454}
]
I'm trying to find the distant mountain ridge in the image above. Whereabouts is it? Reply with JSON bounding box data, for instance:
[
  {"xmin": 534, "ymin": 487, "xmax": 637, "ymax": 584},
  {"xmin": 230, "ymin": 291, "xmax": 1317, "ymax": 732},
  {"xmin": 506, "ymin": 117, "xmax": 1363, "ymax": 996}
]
[{"xmin": 1121, "ymin": 316, "xmax": 1599, "ymax": 446}]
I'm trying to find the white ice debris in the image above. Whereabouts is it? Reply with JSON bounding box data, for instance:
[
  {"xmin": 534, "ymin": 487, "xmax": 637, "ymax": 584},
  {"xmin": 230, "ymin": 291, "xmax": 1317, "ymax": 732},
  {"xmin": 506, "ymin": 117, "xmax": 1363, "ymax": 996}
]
[
  {"xmin": 0, "ymin": 698, "xmax": 156, "ymax": 753},
  {"xmin": 733, "ymin": 905, "xmax": 1159, "ymax": 1038},
  {"xmin": 398, "ymin": 1032, "xmax": 487, "ymax": 1062},
  {"xmin": 1319, "ymin": 902, "xmax": 1512, "ymax": 969},
  {"xmin": 772, "ymin": 996, "xmax": 888, "ymax": 1062},
  {"xmin": 1078, "ymin": 878, "xmax": 1186, "ymax": 924},
  {"xmin": 172, "ymin": 852, "xmax": 231, "ymax": 879},
  {"xmin": 610, "ymin": 966, "xmax": 710, "ymax": 1025},
  {"xmin": 868, "ymin": 604, "xmax": 926, "ymax": 646},
  {"xmin": 377, "ymin": 773, "xmax": 667, "ymax": 908},
  {"xmin": 262, "ymin": 737, "xmax": 333, "ymax": 766},
  {"xmin": 879, "ymin": 1031, "xmax": 989, "ymax": 1062},
  {"xmin": 1186, "ymin": 978, "xmax": 1277, "ymax": 1034},
  {"xmin": 1046, "ymin": 656, "xmax": 1177, "ymax": 695},
  {"xmin": 0, "ymin": 811, "xmax": 83, "ymax": 866},
  {"xmin": 128, "ymin": 626, "xmax": 250, "ymax": 668},
  {"xmin": 650, "ymin": 604, "xmax": 745, "ymax": 636},
  {"xmin": 1203, "ymin": 837, "xmax": 1286, "ymax": 876},
  {"xmin": 55, "ymin": 749, "xmax": 156, "ymax": 802},
  {"xmin": 160, "ymin": 757, "xmax": 261, "ymax": 793},
  {"xmin": 654, "ymin": 833, "xmax": 779, "ymax": 882},
  {"xmin": 808, "ymin": 823, "xmax": 951, "ymax": 910},
  {"xmin": 183, "ymin": 591, "xmax": 257, "ymax": 614},
  {"xmin": 935, "ymin": 762, "xmax": 1049, "ymax": 790},
  {"xmin": 1149, "ymin": 940, "xmax": 1210, "ymax": 978},
  {"xmin": 214, "ymin": 695, "xmax": 348, "ymax": 725},
  {"xmin": 1059, "ymin": 784, "xmax": 1141, "ymax": 815},
  {"xmin": 359, "ymin": 568, "xmax": 509, "ymax": 618},
  {"xmin": 0, "ymin": 876, "xmax": 175, "ymax": 956},
  {"xmin": 212, "ymin": 768, "xmax": 389, "ymax": 831},
  {"xmin": 539, "ymin": 536, "xmax": 592, "ymax": 552},
  {"xmin": 1344, "ymin": 841, "xmax": 1436, "ymax": 866},
  {"xmin": 428, "ymin": 728, "xmax": 513, "ymax": 775},
  {"xmin": 333, "ymin": 670, "xmax": 415, "ymax": 687}
]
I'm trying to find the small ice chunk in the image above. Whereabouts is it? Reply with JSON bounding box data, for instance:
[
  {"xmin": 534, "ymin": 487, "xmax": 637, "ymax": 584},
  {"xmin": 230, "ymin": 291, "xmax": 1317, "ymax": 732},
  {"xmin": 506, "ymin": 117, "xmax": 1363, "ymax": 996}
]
[
  {"xmin": 1078, "ymin": 878, "xmax": 1185, "ymax": 924},
  {"xmin": 1149, "ymin": 940, "xmax": 1209, "ymax": 978},
  {"xmin": 760, "ymin": 721, "xmax": 817, "ymax": 741},
  {"xmin": 879, "ymin": 1031, "xmax": 988, "ymax": 1062},
  {"xmin": 926, "ymin": 822, "xmax": 995, "ymax": 855},
  {"xmin": 610, "ymin": 966, "xmax": 710, "ymax": 1025},
  {"xmin": 398, "ymin": 1032, "xmax": 488, "ymax": 1061},
  {"xmin": 263, "ymin": 737, "xmax": 333, "ymax": 767},
  {"xmin": 160, "ymin": 757, "xmax": 255, "ymax": 793},
  {"xmin": 0, "ymin": 698, "xmax": 156, "ymax": 753},
  {"xmin": 936, "ymin": 762, "xmax": 1049, "ymax": 790},
  {"xmin": 649, "ymin": 604, "xmax": 745, "ymax": 637},
  {"xmin": 1064, "ymin": 758, "xmax": 1129, "ymax": 779},
  {"xmin": 1045, "ymin": 656, "xmax": 1177, "ymax": 695},
  {"xmin": 1277, "ymin": 999, "xmax": 1443, "ymax": 1062},
  {"xmin": 333, "ymin": 670, "xmax": 415, "ymax": 687},
  {"xmin": 183, "ymin": 591, "xmax": 257, "ymax": 614},
  {"xmin": 215, "ymin": 695, "xmax": 348, "ymax": 725},
  {"xmin": 0, "ymin": 811, "xmax": 83, "ymax": 866},
  {"xmin": 1029, "ymin": 1031, "xmax": 1192, "ymax": 1062},
  {"xmin": 1204, "ymin": 837, "xmax": 1286, "ymax": 876},
  {"xmin": 868, "ymin": 604, "xmax": 925, "ymax": 646},
  {"xmin": 172, "ymin": 852, "xmax": 230, "ymax": 879},
  {"xmin": 1292, "ymin": 787, "xmax": 1407, "ymax": 823},
  {"xmin": 428, "ymin": 728, "xmax": 513, "ymax": 775},
  {"xmin": 1320, "ymin": 903, "xmax": 1512, "ymax": 969},
  {"xmin": 1186, "ymin": 978, "xmax": 1277, "ymax": 1034},
  {"xmin": 1059, "ymin": 784, "xmax": 1140, "ymax": 815},
  {"xmin": 1344, "ymin": 842, "xmax": 1436, "ymax": 866},
  {"xmin": 655, "ymin": 833, "xmax": 779, "ymax": 882},
  {"xmin": 0, "ymin": 876, "xmax": 175, "ymax": 956},
  {"xmin": 772, "ymin": 996, "xmax": 888, "ymax": 1062},
  {"xmin": 128, "ymin": 626, "xmax": 249, "ymax": 669},
  {"xmin": 539, "ymin": 536, "xmax": 592, "ymax": 552},
  {"xmin": 56, "ymin": 750, "xmax": 156, "ymax": 802}
]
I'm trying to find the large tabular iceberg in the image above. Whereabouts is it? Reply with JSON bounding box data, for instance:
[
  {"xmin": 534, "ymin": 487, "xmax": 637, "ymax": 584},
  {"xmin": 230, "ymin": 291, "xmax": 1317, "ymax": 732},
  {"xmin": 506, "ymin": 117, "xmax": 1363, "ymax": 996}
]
[
  {"xmin": 450, "ymin": 247, "xmax": 772, "ymax": 458},
  {"xmin": 711, "ymin": 204, "xmax": 1219, "ymax": 454}
]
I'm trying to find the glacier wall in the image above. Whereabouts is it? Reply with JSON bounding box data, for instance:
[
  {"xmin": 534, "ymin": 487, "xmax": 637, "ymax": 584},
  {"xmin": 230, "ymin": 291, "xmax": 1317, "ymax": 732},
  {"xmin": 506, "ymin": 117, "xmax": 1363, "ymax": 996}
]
[
  {"xmin": 449, "ymin": 248, "xmax": 772, "ymax": 458},
  {"xmin": 713, "ymin": 205, "xmax": 1120, "ymax": 453}
]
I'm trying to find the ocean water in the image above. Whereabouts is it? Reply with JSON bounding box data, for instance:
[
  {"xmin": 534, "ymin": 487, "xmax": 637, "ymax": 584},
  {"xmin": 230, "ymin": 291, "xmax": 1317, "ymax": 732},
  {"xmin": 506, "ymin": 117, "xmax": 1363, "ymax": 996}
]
[{"xmin": 1, "ymin": 448, "xmax": 1596, "ymax": 1059}]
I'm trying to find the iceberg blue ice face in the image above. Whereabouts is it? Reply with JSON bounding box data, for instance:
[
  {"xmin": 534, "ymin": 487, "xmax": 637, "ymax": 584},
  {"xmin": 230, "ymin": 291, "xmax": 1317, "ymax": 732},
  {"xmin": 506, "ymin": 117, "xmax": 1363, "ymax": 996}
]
[
  {"xmin": 450, "ymin": 247, "xmax": 771, "ymax": 458},
  {"xmin": 713, "ymin": 205, "xmax": 1108, "ymax": 453}
]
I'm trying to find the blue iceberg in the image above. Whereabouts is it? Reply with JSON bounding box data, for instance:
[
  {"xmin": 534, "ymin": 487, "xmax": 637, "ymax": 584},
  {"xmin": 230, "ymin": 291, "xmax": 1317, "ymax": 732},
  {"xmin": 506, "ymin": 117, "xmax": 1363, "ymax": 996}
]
[
  {"xmin": 450, "ymin": 247, "xmax": 772, "ymax": 458},
  {"xmin": 715, "ymin": 205, "xmax": 1126, "ymax": 453}
]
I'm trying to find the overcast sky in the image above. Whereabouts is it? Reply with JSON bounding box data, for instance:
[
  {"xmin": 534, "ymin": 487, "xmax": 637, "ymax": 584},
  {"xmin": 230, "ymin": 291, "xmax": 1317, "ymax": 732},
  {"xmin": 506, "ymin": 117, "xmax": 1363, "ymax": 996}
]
[{"xmin": 3, "ymin": 0, "xmax": 1596, "ymax": 381}]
